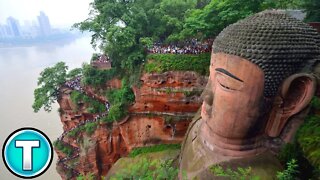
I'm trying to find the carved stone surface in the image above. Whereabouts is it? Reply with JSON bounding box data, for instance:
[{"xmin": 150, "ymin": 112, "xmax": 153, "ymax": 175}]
[{"xmin": 179, "ymin": 10, "xmax": 319, "ymax": 179}]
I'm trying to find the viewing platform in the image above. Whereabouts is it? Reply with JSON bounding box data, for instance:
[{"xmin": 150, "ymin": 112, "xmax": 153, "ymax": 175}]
[{"xmin": 91, "ymin": 54, "xmax": 111, "ymax": 70}]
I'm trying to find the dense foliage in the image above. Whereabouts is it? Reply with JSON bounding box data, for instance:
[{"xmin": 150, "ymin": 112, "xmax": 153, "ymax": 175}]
[
  {"xmin": 276, "ymin": 159, "xmax": 299, "ymax": 180},
  {"xmin": 210, "ymin": 165, "xmax": 259, "ymax": 180},
  {"xmin": 68, "ymin": 122, "xmax": 98, "ymax": 137},
  {"xmin": 74, "ymin": 0, "xmax": 318, "ymax": 77},
  {"xmin": 82, "ymin": 63, "xmax": 117, "ymax": 87},
  {"xmin": 70, "ymin": 90, "xmax": 105, "ymax": 114},
  {"xmin": 297, "ymin": 115, "xmax": 320, "ymax": 170},
  {"xmin": 103, "ymin": 79, "xmax": 135, "ymax": 122},
  {"xmin": 53, "ymin": 140, "xmax": 73, "ymax": 157},
  {"xmin": 301, "ymin": 0, "xmax": 320, "ymax": 22},
  {"xmin": 32, "ymin": 62, "xmax": 87, "ymax": 113},
  {"xmin": 128, "ymin": 144, "xmax": 181, "ymax": 157},
  {"xmin": 32, "ymin": 62, "xmax": 68, "ymax": 112},
  {"xmin": 109, "ymin": 158, "xmax": 178, "ymax": 180},
  {"xmin": 182, "ymin": 0, "xmax": 264, "ymax": 39},
  {"xmin": 277, "ymin": 97, "xmax": 320, "ymax": 179},
  {"xmin": 145, "ymin": 53, "xmax": 210, "ymax": 75},
  {"xmin": 66, "ymin": 68, "xmax": 82, "ymax": 79},
  {"xmin": 296, "ymin": 97, "xmax": 320, "ymax": 171},
  {"xmin": 74, "ymin": 0, "xmax": 202, "ymax": 74},
  {"xmin": 76, "ymin": 173, "xmax": 95, "ymax": 180}
]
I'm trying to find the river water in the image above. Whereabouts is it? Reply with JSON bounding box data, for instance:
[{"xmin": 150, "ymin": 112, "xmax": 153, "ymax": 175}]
[{"xmin": 0, "ymin": 36, "xmax": 94, "ymax": 179}]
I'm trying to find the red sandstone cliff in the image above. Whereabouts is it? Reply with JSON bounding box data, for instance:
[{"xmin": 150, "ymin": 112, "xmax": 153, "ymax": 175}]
[{"xmin": 55, "ymin": 71, "xmax": 207, "ymax": 179}]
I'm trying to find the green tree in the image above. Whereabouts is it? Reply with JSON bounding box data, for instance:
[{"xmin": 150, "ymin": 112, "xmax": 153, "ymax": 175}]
[
  {"xmin": 67, "ymin": 68, "xmax": 82, "ymax": 79},
  {"xmin": 181, "ymin": 0, "xmax": 264, "ymax": 39},
  {"xmin": 261, "ymin": 0, "xmax": 303, "ymax": 9},
  {"xmin": 74, "ymin": 0, "xmax": 197, "ymax": 74},
  {"xmin": 32, "ymin": 62, "xmax": 68, "ymax": 112}
]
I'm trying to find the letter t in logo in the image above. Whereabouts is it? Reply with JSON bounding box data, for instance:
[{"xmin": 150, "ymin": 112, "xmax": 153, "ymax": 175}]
[{"xmin": 15, "ymin": 140, "xmax": 40, "ymax": 171}]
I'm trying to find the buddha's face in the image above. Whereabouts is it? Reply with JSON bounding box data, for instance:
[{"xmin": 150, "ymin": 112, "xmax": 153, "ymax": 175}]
[{"xmin": 201, "ymin": 53, "xmax": 267, "ymax": 140}]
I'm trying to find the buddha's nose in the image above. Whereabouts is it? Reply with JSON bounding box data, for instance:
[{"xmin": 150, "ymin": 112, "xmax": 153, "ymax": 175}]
[{"xmin": 203, "ymin": 92, "xmax": 213, "ymax": 106}]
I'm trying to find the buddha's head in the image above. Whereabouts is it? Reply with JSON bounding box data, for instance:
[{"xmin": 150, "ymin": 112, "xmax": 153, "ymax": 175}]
[{"xmin": 200, "ymin": 10, "xmax": 319, "ymax": 155}]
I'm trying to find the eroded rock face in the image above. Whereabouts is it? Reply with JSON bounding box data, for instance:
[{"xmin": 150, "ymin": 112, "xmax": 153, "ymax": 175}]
[{"xmin": 55, "ymin": 71, "xmax": 207, "ymax": 179}]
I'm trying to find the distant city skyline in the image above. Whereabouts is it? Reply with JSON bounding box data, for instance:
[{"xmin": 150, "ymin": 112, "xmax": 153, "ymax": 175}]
[
  {"xmin": 0, "ymin": 0, "xmax": 93, "ymax": 28},
  {"xmin": 0, "ymin": 11, "xmax": 54, "ymax": 39}
]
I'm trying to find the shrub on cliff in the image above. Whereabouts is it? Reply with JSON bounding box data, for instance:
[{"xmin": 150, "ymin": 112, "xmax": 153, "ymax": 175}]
[
  {"xmin": 109, "ymin": 158, "xmax": 178, "ymax": 180},
  {"xmin": 53, "ymin": 140, "xmax": 73, "ymax": 157},
  {"xmin": 276, "ymin": 159, "xmax": 299, "ymax": 180},
  {"xmin": 82, "ymin": 63, "xmax": 117, "ymax": 87},
  {"xmin": 145, "ymin": 53, "xmax": 210, "ymax": 75},
  {"xmin": 210, "ymin": 165, "xmax": 260, "ymax": 180},
  {"xmin": 104, "ymin": 103, "xmax": 126, "ymax": 122},
  {"xmin": 70, "ymin": 90, "xmax": 105, "ymax": 114},
  {"xmin": 84, "ymin": 122, "xmax": 98, "ymax": 135},
  {"xmin": 128, "ymin": 144, "xmax": 181, "ymax": 158},
  {"xmin": 104, "ymin": 79, "xmax": 135, "ymax": 122}
]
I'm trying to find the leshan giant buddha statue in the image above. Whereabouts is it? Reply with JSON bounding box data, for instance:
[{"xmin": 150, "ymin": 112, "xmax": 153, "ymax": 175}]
[{"xmin": 179, "ymin": 10, "xmax": 320, "ymax": 179}]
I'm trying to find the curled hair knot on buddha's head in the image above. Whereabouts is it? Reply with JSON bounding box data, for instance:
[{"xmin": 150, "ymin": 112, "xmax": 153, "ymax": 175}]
[{"xmin": 212, "ymin": 10, "xmax": 320, "ymax": 97}]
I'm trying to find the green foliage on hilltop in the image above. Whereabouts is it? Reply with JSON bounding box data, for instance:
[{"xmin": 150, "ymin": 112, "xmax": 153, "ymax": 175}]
[
  {"xmin": 53, "ymin": 140, "xmax": 73, "ymax": 157},
  {"xmin": 182, "ymin": 0, "xmax": 264, "ymax": 39},
  {"xmin": 73, "ymin": 0, "xmax": 202, "ymax": 74},
  {"xmin": 70, "ymin": 90, "xmax": 105, "ymax": 114},
  {"xmin": 128, "ymin": 144, "xmax": 181, "ymax": 158},
  {"xmin": 74, "ymin": 0, "xmax": 315, "ymax": 76},
  {"xmin": 109, "ymin": 158, "xmax": 178, "ymax": 180},
  {"xmin": 145, "ymin": 53, "xmax": 210, "ymax": 75}
]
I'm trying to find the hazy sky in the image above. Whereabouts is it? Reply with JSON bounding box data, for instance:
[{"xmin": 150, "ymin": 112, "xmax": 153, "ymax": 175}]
[{"xmin": 0, "ymin": 0, "xmax": 93, "ymax": 28}]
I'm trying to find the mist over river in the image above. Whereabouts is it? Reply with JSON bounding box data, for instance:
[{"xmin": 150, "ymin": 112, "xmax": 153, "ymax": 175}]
[{"xmin": 0, "ymin": 36, "xmax": 94, "ymax": 179}]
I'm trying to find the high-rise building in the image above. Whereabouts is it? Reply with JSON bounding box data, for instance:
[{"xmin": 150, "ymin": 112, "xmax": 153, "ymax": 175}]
[
  {"xmin": 0, "ymin": 25, "xmax": 6, "ymax": 39},
  {"xmin": 37, "ymin": 11, "xmax": 51, "ymax": 36},
  {"xmin": 6, "ymin": 17, "xmax": 21, "ymax": 37}
]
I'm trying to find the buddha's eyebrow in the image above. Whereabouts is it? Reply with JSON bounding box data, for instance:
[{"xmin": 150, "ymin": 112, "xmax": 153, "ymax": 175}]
[{"xmin": 215, "ymin": 68, "xmax": 243, "ymax": 82}]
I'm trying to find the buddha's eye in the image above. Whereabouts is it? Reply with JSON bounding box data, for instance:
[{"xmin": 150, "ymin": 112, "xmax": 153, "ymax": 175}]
[
  {"xmin": 217, "ymin": 78, "xmax": 236, "ymax": 91},
  {"xmin": 216, "ymin": 73, "xmax": 243, "ymax": 91}
]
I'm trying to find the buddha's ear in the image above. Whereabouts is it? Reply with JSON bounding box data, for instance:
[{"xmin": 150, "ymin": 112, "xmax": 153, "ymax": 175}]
[{"xmin": 266, "ymin": 73, "xmax": 316, "ymax": 138}]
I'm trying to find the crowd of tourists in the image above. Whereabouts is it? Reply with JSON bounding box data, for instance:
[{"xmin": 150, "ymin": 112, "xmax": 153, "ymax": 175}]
[
  {"xmin": 148, "ymin": 39, "xmax": 213, "ymax": 54},
  {"xmin": 59, "ymin": 75, "xmax": 112, "ymax": 177},
  {"xmin": 93, "ymin": 54, "xmax": 111, "ymax": 63},
  {"xmin": 65, "ymin": 76, "xmax": 83, "ymax": 92}
]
